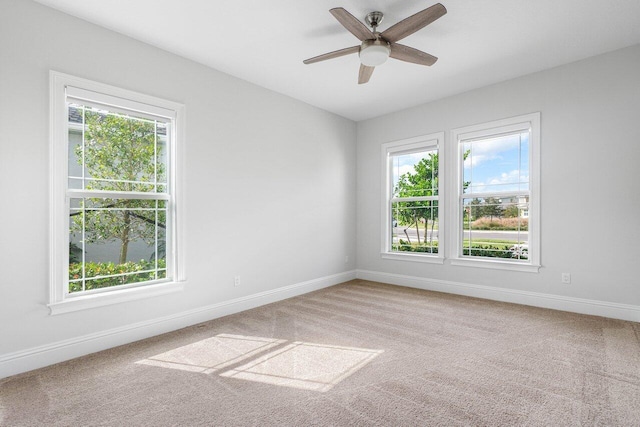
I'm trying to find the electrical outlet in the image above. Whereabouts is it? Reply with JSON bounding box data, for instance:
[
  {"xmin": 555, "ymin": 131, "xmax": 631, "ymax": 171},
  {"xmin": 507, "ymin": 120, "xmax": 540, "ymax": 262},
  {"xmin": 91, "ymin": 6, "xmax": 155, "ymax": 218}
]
[
  {"xmin": 234, "ymin": 276, "xmax": 240, "ymax": 287},
  {"xmin": 345, "ymin": 256, "xmax": 349, "ymax": 264},
  {"xmin": 561, "ymin": 273, "xmax": 571, "ymax": 284}
]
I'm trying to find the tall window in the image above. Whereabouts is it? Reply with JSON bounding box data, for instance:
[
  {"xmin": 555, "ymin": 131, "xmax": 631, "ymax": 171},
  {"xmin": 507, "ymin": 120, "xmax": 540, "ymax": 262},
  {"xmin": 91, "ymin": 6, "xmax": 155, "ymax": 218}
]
[
  {"xmin": 50, "ymin": 72, "xmax": 185, "ymax": 313},
  {"xmin": 381, "ymin": 133, "xmax": 444, "ymax": 263},
  {"xmin": 451, "ymin": 113, "xmax": 540, "ymax": 272}
]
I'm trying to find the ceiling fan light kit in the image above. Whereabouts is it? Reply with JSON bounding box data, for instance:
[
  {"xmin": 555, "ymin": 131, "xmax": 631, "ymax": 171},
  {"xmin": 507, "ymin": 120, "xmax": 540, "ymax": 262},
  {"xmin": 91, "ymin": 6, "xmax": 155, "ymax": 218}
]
[
  {"xmin": 303, "ymin": 3, "xmax": 447, "ymax": 84},
  {"xmin": 359, "ymin": 39, "xmax": 391, "ymax": 67}
]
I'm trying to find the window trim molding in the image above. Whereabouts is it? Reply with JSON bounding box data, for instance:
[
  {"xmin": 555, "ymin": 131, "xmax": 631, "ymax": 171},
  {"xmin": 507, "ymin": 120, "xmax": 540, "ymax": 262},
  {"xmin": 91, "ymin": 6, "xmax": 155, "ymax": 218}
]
[
  {"xmin": 380, "ymin": 132, "xmax": 445, "ymax": 263},
  {"xmin": 48, "ymin": 71, "xmax": 187, "ymax": 314},
  {"xmin": 449, "ymin": 112, "xmax": 541, "ymax": 272}
]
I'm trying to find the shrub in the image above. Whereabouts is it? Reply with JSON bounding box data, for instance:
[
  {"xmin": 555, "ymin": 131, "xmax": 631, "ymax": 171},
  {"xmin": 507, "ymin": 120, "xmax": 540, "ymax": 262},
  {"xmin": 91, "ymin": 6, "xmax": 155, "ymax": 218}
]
[
  {"xmin": 69, "ymin": 259, "xmax": 166, "ymax": 292},
  {"xmin": 394, "ymin": 240, "xmax": 438, "ymax": 253},
  {"xmin": 394, "ymin": 239, "xmax": 527, "ymax": 259},
  {"xmin": 462, "ymin": 244, "xmax": 512, "ymax": 258},
  {"xmin": 470, "ymin": 217, "xmax": 528, "ymax": 231}
]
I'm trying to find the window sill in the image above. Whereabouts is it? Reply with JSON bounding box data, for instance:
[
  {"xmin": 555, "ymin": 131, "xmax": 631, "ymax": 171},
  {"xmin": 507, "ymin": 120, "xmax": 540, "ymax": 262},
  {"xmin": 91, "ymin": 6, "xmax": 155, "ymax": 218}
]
[
  {"xmin": 48, "ymin": 281, "xmax": 185, "ymax": 315},
  {"xmin": 381, "ymin": 252, "xmax": 445, "ymax": 264},
  {"xmin": 450, "ymin": 258, "xmax": 540, "ymax": 273}
]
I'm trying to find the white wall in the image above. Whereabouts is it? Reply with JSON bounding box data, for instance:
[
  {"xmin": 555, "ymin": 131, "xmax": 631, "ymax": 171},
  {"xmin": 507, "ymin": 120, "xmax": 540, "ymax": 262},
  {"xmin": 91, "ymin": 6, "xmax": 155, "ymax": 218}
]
[
  {"xmin": 2, "ymin": 0, "xmax": 638, "ymax": 379},
  {"xmin": 0, "ymin": 0, "xmax": 356, "ymax": 377},
  {"xmin": 357, "ymin": 44, "xmax": 640, "ymax": 315}
]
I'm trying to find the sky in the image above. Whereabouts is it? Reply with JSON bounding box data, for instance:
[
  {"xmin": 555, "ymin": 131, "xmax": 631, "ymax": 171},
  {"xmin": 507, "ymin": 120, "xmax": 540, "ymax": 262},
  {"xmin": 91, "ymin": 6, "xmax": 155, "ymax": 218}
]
[
  {"xmin": 391, "ymin": 131, "xmax": 529, "ymax": 196},
  {"xmin": 463, "ymin": 132, "xmax": 529, "ymax": 194}
]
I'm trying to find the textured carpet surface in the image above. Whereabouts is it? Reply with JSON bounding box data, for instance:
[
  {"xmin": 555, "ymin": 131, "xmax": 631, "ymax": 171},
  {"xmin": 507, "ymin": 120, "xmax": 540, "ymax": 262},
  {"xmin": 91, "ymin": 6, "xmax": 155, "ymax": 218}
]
[{"xmin": 1, "ymin": 280, "xmax": 639, "ymax": 426}]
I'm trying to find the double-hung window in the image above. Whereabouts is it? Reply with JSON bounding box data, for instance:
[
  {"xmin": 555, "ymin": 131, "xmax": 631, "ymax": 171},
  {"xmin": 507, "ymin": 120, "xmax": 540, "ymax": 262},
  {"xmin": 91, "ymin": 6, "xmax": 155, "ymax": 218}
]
[
  {"xmin": 381, "ymin": 133, "xmax": 444, "ymax": 263},
  {"xmin": 450, "ymin": 113, "xmax": 540, "ymax": 272},
  {"xmin": 49, "ymin": 72, "xmax": 185, "ymax": 314}
]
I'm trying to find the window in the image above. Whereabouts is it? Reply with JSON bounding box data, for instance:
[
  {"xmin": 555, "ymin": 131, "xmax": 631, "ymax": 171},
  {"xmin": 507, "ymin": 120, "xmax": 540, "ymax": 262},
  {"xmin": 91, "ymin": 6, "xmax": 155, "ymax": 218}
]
[
  {"xmin": 450, "ymin": 113, "xmax": 540, "ymax": 272},
  {"xmin": 381, "ymin": 133, "xmax": 444, "ymax": 263},
  {"xmin": 49, "ymin": 72, "xmax": 185, "ymax": 314}
]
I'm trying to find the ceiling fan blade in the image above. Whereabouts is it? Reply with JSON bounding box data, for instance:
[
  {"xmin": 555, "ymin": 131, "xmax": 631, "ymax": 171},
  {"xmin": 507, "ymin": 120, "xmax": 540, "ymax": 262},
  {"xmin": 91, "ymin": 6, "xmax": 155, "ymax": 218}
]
[
  {"xmin": 390, "ymin": 43, "xmax": 438, "ymax": 66},
  {"xmin": 381, "ymin": 3, "xmax": 447, "ymax": 43},
  {"xmin": 303, "ymin": 46, "xmax": 360, "ymax": 64},
  {"xmin": 358, "ymin": 64, "xmax": 375, "ymax": 84},
  {"xmin": 330, "ymin": 7, "xmax": 375, "ymax": 41}
]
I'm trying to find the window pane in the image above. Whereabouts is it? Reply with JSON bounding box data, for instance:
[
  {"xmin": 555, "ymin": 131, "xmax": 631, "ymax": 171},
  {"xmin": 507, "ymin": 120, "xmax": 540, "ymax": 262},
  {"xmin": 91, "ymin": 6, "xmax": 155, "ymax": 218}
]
[
  {"xmin": 462, "ymin": 196, "xmax": 528, "ymax": 259},
  {"xmin": 391, "ymin": 149, "xmax": 438, "ymax": 198},
  {"xmin": 463, "ymin": 132, "xmax": 529, "ymax": 194},
  {"xmin": 391, "ymin": 201, "xmax": 439, "ymax": 254},
  {"xmin": 68, "ymin": 197, "xmax": 167, "ymax": 293},
  {"xmin": 67, "ymin": 104, "xmax": 169, "ymax": 193}
]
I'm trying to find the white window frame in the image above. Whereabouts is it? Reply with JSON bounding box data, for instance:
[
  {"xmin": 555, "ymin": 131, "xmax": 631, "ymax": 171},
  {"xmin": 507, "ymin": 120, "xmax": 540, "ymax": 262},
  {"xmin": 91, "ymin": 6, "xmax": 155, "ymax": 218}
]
[
  {"xmin": 449, "ymin": 113, "xmax": 540, "ymax": 272},
  {"xmin": 381, "ymin": 132, "xmax": 445, "ymax": 264},
  {"xmin": 49, "ymin": 71, "xmax": 186, "ymax": 314}
]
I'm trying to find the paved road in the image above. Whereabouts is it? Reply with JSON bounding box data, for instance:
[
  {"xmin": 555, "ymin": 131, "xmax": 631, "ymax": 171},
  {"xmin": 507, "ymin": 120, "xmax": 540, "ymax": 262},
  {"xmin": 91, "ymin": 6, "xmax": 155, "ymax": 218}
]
[{"xmin": 393, "ymin": 227, "xmax": 528, "ymax": 242}]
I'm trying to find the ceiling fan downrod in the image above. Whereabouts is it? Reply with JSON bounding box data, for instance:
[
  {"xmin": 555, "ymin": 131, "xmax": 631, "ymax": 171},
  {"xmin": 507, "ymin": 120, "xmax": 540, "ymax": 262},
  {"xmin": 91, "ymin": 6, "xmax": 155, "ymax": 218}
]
[{"xmin": 365, "ymin": 11, "xmax": 384, "ymax": 32}]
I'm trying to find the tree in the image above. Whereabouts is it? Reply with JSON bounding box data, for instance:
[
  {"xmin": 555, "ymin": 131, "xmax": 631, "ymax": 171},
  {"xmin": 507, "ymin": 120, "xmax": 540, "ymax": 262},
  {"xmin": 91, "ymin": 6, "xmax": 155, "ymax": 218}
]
[
  {"xmin": 394, "ymin": 150, "xmax": 469, "ymax": 251},
  {"xmin": 72, "ymin": 109, "xmax": 165, "ymax": 265},
  {"xmin": 482, "ymin": 197, "xmax": 504, "ymax": 221},
  {"xmin": 503, "ymin": 204, "xmax": 519, "ymax": 218},
  {"xmin": 394, "ymin": 153, "xmax": 438, "ymax": 248},
  {"xmin": 469, "ymin": 198, "xmax": 484, "ymax": 220}
]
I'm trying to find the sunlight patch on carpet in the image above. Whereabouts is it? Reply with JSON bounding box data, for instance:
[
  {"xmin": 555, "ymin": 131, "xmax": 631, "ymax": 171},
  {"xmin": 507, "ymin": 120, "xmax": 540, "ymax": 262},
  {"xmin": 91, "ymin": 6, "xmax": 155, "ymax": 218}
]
[
  {"xmin": 137, "ymin": 334, "xmax": 382, "ymax": 392},
  {"xmin": 219, "ymin": 341, "xmax": 383, "ymax": 392},
  {"xmin": 136, "ymin": 334, "xmax": 285, "ymax": 374}
]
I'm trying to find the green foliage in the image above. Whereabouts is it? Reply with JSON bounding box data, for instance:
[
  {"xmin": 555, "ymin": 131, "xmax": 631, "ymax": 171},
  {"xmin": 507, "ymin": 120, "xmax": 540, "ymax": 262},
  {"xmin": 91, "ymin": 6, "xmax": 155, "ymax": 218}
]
[
  {"xmin": 395, "ymin": 239, "xmax": 526, "ymax": 259},
  {"xmin": 469, "ymin": 217, "xmax": 528, "ymax": 231},
  {"xmin": 462, "ymin": 241, "xmax": 527, "ymax": 259},
  {"xmin": 394, "ymin": 153, "xmax": 438, "ymax": 244},
  {"xmin": 392, "ymin": 150, "xmax": 470, "ymax": 248},
  {"xmin": 482, "ymin": 197, "xmax": 504, "ymax": 220},
  {"xmin": 394, "ymin": 240, "xmax": 438, "ymax": 253},
  {"xmin": 468, "ymin": 197, "xmax": 484, "ymax": 220},
  {"xmin": 503, "ymin": 205, "xmax": 519, "ymax": 218},
  {"xmin": 69, "ymin": 242, "xmax": 83, "ymax": 263},
  {"xmin": 80, "ymin": 110, "xmax": 163, "ymax": 193},
  {"xmin": 462, "ymin": 245, "xmax": 513, "ymax": 258},
  {"xmin": 71, "ymin": 109, "xmax": 166, "ymax": 264},
  {"xmin": 68, "ymin": 259, "xmax": 166, "ymax": 293},
  {"xmin": 468, "ymin": 197, "xmax": 503, "ymax": 221}
]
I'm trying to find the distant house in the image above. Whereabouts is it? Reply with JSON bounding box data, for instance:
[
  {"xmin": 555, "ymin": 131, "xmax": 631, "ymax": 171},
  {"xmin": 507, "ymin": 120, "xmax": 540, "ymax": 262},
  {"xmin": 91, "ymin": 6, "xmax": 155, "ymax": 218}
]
[{"xmin": 499, "ymin": 195, "xmax": 529, "ymax": 218}]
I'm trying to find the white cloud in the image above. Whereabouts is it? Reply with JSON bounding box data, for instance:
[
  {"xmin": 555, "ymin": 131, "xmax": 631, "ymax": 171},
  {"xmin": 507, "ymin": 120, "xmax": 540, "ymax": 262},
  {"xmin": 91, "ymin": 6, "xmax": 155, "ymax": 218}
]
[
  {"xmin": 463, "ymin": 133, "xmax": 523, "ymax": 169},
  {"xmin": 488, "ymin": 169, "xmax": 527, "ymax": 185},
  {"xmin": 470, "ymin": 170, "xmax": 529, "ymax": 193}
]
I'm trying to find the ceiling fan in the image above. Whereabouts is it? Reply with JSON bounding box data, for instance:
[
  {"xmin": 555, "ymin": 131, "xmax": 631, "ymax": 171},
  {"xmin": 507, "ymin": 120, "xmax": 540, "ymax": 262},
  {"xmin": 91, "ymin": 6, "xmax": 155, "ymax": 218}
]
[{"xmin": 303, "ymin": 3, "xmax": 447, "ymax": 84}]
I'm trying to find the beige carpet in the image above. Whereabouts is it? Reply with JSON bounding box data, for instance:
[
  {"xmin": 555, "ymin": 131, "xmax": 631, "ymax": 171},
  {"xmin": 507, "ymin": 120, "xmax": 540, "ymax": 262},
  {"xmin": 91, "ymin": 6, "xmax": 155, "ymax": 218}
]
[{"xmin": 1, "ymin": 280, "xmax": 639, "ymax": 426}]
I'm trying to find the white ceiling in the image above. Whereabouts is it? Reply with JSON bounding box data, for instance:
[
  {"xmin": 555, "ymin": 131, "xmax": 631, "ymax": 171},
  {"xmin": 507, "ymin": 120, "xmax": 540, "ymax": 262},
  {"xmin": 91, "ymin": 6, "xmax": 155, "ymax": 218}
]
[{"xmin": 34, "ymin": 0, "xmax": 640, "ymax": 121}]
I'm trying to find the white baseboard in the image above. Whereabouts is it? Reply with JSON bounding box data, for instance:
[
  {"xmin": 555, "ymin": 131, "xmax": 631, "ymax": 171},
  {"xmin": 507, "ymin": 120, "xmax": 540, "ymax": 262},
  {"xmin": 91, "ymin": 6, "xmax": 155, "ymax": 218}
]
[
  {"xmin": 356, "ymin": 269, "xmax": 640, "ymax": 323},
  {"xmin": 0, "ymin": 270, "xmax": 356, "ymax": 380}
]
